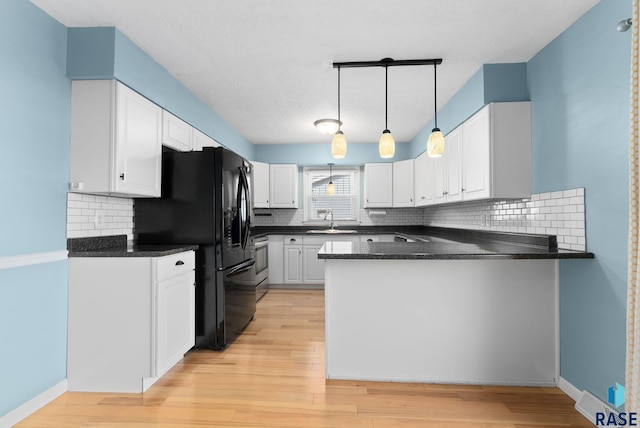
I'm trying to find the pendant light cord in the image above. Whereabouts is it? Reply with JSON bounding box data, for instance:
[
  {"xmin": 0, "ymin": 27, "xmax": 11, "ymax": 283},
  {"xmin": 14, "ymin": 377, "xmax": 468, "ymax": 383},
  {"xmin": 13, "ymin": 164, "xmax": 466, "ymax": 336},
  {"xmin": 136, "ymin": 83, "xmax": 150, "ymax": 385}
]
[
  {"xmin": 337, "ymin": 66, "xmax": 341, "ymax": 131},
  {"xmin": 385, "ymin": 65, "xmax": 389, "ymax": 130},
  {"xmin": 433, "ymin": 63, "xmax": 438, "ymax": 129}
]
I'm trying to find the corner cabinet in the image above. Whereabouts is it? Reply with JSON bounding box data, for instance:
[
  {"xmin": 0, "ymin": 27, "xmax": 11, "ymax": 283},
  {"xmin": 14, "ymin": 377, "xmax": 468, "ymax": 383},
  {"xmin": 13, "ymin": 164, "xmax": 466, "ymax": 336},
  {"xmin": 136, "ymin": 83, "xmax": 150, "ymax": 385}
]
[
  {"xmin": 461, "ymin": 102, "xmax": 531, "ymax": 201},
  {"xmin": 70, "ymin": 80, "xmax": 162, "ymax": 197},
  {"xmin": 269, "ymin": 164, "xmax": 299, "ymax": 208},
  {"xmin": 364, "ymin": 163, "xmax": 393, "ymax": 208},
  {"xmin": 67, "ymin": 251, "xmax": 195, "ymax": 393}
]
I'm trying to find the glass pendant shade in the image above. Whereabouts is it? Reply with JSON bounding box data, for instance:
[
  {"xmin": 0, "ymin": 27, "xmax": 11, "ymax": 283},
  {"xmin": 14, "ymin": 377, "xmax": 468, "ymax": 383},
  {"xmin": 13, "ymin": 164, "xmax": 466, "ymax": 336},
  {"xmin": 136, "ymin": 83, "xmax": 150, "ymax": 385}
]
[
  {"xmin": 327, "ymin": 181, "xmax": 335, "ymax": 195},
  {"xmin": 427, "ymin": 128, "xmax": 444, "ymax": 157},
  {"xmin": 379, "ymin": 130, "xmax": 395, "ymax": 159},
  {"xmin": 331, "ymin": 131, "xmax": 347, "ymax": 158}
]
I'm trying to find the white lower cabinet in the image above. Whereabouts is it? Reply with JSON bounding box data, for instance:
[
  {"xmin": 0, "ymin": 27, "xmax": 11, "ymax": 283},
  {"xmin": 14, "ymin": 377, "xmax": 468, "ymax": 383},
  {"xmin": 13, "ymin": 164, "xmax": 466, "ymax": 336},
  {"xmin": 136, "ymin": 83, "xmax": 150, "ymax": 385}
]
[
  {"xmin": 283, "ymin": 235, "xmax": 303, "ymax": 284},
  {"xmin": 272, "ymin": 235, "xmax": 360, "ymax": 287},
  {"xmin": 68, "ymin": 251, "xmax": 195, "ymax": 393}
]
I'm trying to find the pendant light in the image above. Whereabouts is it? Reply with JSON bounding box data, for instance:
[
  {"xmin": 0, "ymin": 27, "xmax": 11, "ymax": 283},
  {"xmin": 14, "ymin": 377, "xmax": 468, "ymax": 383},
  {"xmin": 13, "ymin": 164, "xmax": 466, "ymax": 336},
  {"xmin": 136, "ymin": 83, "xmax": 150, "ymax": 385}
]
[
  {"xmin": 427, "ymin": 62, "xmax": 444, "ymax": 157},
  {"xmin": 326, "ymin": 163, "xmax": 335, "ymax": 195},
  {"xmin": 331, "ymin": 66, "xmax": 347, "ymax": 158},
  {"xmin": 379, "ymin": 63, "xmax": 395, "ymax": 158}
]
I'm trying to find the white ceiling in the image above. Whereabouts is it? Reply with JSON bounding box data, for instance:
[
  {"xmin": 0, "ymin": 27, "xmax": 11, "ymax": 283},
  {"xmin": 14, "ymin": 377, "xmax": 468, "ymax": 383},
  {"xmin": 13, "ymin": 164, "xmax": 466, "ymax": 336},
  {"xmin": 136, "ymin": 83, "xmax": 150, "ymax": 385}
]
[{"xmin": 33, "ymin": 0, "xmax": 600, "ymax": 145}]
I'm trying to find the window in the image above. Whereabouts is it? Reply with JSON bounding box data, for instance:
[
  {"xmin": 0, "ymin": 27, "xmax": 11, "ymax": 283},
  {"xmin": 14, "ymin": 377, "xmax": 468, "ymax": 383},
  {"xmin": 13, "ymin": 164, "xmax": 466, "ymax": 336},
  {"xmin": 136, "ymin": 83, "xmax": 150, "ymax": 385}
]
[{"xmin": 303, "ymin": 166, "xmax": 360, "ymax": 223}]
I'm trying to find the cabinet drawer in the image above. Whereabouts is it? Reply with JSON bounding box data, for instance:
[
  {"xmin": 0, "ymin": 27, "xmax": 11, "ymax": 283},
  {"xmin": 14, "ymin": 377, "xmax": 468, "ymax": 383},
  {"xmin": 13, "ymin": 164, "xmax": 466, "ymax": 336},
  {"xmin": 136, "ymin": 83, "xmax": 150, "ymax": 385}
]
[
  {"xmin": 283, "ymin": 235, "xmax": 303, "ymax": 245},
  {"xmin": 155, "ymin": 251, "xmax": 195, "ymax": 282}
]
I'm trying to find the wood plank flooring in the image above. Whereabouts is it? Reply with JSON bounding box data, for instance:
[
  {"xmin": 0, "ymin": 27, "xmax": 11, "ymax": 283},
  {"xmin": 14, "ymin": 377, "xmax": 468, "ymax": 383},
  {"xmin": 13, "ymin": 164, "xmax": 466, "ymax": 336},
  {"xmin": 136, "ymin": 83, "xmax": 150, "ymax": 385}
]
[{"xmin": 16, "ymin": 290, "xmax": 592, "ymax": 427}]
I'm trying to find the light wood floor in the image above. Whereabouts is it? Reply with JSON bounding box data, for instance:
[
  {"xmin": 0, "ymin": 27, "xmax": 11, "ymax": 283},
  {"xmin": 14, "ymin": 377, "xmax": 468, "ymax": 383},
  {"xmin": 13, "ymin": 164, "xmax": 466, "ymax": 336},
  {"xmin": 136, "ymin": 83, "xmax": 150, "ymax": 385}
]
[{"xmin": 17, "ymin": 290, "xmax": 592, "ymax": 427}]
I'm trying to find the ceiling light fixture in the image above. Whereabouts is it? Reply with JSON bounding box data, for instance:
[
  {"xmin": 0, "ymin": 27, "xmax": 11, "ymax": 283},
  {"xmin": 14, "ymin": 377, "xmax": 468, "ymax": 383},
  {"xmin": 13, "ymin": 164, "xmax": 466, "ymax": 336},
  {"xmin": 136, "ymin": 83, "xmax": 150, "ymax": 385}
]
[
  {"xmin": 618, "ymin": 18, "xmax": 633, "ymax": 32},
  {"xmin": 427, "ymin": 62, "xmax": 444, "ymax": 157},
  {"xmin": 379, "ymin": 59, "xmax": 395, "ymax": 159},
  {"xmin": 332, "ymin": 57, "xmax": 443, "ymax": 158},
  {"xmin": 314, "ymin": 118, "xmax": 342, "ymax": 135},
  {"xmin": 331, "ymin": 66, "xmax": 347, "ymax": 158},
  {"xmin": 327, "ymin": 163, "xmax": 335, "ymax": 195}
]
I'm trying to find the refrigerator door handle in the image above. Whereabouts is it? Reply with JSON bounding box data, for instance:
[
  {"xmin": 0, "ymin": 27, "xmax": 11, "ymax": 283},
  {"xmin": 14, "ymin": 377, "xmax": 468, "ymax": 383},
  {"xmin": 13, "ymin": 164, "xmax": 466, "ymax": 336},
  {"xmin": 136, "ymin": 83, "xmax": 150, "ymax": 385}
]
[{"xmin": 225, "ymin": 259, "xmax": 255, "ymax": 276}]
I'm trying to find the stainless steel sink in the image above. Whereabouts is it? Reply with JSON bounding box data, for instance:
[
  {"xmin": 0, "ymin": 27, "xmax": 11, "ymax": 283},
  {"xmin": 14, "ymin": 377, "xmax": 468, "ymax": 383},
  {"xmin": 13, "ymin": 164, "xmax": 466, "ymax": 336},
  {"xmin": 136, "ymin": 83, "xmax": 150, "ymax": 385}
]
[{"xmin": 306, "ymin": 229, "xmax": 358, "ymax": 234}]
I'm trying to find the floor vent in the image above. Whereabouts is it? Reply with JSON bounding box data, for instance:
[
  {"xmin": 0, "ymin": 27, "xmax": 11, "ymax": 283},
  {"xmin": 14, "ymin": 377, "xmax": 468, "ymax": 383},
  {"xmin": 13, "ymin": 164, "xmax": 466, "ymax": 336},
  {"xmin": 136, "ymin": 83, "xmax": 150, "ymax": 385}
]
[{"xmin": 575, "ymin": 390, "xmax": 622, "ymax": 426}]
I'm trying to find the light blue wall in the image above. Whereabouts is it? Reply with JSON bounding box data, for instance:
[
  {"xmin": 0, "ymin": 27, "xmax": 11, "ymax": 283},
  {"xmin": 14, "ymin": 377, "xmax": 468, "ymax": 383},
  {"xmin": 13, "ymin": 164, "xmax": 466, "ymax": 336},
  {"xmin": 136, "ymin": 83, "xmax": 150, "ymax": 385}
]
[
  {"xmin": 67, "ymin": 27, "xmax": 254, "ymax": 160},
  {"xmin": 528, "ymin": 0, "xmax": 630, "ymax": 403},
  {"xmin": 408, "ymin": 63, "xmax": 529, "ymax": 158},
  {"xmin": 0, "ymin": 0, "xmax": 69, "ymax": 417}
]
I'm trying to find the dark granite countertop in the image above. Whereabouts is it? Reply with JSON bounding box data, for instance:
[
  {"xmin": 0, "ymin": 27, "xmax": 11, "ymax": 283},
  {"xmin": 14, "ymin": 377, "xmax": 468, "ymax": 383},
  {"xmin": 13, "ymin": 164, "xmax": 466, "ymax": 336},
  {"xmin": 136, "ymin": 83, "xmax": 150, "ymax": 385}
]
[
  {"xmin": 253, "ymin": 225, "xmax": 594, "ymax": 260},
  {"xmin": 68, "ymin": 235, "xmax": 198, "ymax": 258}
]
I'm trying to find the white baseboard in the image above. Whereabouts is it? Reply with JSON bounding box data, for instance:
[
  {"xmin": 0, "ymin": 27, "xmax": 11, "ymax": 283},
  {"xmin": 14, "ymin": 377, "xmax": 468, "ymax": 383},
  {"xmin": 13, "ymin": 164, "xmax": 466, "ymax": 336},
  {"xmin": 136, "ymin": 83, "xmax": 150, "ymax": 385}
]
[
  {"xmin": 558, "ymin": 376, "xmax": 583, "ymax": 402},
  {"xmin": 0, "ymin": 380, "xmax": 67, "ymax": 428}
]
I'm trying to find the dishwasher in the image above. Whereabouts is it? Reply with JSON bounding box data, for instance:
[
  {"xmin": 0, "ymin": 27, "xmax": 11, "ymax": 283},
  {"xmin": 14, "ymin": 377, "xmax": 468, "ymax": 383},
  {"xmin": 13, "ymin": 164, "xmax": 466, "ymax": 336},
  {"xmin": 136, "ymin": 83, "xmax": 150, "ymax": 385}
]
[{"xmin": 254, "ymin": 236, "xmax": 269, "ymax": 301}]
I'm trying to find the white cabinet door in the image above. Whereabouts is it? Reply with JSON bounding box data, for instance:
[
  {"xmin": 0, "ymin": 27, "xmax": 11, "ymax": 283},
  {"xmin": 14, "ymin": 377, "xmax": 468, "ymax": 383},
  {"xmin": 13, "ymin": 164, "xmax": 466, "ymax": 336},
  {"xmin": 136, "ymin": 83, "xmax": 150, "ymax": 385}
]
[
  {"xmin": 432, "ymin": 126, "xmax": 462, "ymax": 204},
  {"xmin": 268, "ymin": 235, "xmax": 284, "ymax": 284},
  {"xmin": 393, "ymin": 159, "xmax": 414, "ymax": 207},
  {"xmin": 303, "ymin": 244, "xmax": 325, "ymax": 284},
  {"xmin": 192, "ymin": 128, "xmax": 221, "ymax": 151},
  {"xmin": 162, "ymin": 110, "xmax": 192, "ymax": 151},
  {"xmin": 284, "ymin": 244, "xmax": 303, "ymax": 283},
  {"xmin": 114, "ymin": 83, "xmax": 162, "ymax": 197},
  {"xmin": 155, "ymin": 271, "xmax": 195, "ymax": 377},
  {"xmin": 462, "ymin": 105, "xmax": 491, "ymax": 201},
  {"xmin": 445, "ymin": 127, "xmax": 463, "ymax": 203},
  {"xmin": 364, "ymin": 163, "xmax": 393, "ymax": 208},
  {"xmin": 414, "ymin": 151, "xmax": 435, "ymax": 207},
  {"xmin": 252, "ymin": 161, "xmax": 270, "ymax": 208},
  {"xmin": 70, "ymin": 80, "xmax": 162, "ymax": 198},
  {"xmin": 270, "ymin": 164, "xmax": 299, "ymax": 208}
]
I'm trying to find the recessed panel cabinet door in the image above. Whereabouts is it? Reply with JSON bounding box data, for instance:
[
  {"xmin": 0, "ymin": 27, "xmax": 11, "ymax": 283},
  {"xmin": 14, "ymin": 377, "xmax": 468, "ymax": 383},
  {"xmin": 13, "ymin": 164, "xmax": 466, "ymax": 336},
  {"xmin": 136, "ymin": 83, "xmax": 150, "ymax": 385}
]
[
  {"xmin": 462, "ymin": 105, "xmax": 491, "ymax": 201},
  {"xmin": 156, "ymin": 272, "xmax": 195, "ymax": 377},
  {"xmin": 114, "ymin": 83, "xmax": 162, "ymax": 197},
  {"xmin": 270, "ymin": 164, "xmax": 298, "ymax": 208},
  {"xmin": 284, "ymin": 245, "xmax": 303, "ymax": 283},
  {"xmin": 252, "ymin": 161, "xmax": 271, "ymax": 208},
  {"xmin": 364, "ymin": 163, "xmax": 393, "ymax": 208},
  {"xmin": 445, "ymin": 127, "xmax": 463, "ymax": 203}
]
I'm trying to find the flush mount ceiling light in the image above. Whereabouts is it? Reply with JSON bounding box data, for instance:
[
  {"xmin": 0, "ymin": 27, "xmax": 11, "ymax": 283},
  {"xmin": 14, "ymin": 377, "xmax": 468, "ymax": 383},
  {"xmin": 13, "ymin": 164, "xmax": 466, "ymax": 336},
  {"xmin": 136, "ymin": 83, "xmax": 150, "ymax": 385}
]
[
  {"xmin": 331, "ymin": 65, "xmax": 347, "ymax": 159},
  {"xmin": 327, "ymin": 162, "xmax": 335, "ymax": 195},
  {"xmin": 332, "ymin": 57, "xmax": 443, "ymax": 159},
  {"xmin": 314, "ymin": 118, "xmax": 342, "ymax": 135},
  {"xmin": 427, "ymin": 62, "xmax": 444, "ymax": 157}
]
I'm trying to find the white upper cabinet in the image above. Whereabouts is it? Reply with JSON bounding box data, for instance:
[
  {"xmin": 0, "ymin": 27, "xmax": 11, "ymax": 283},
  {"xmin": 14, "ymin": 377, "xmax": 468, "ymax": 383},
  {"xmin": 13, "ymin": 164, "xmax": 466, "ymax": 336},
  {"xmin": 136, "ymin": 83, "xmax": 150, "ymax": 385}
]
[
  {"xmin": 71, "ymin": 80, "xmax": 162, "ymax": 198},
  {"xmin": 269, "ymin": 164, "xmax": 299, "ymax": 208},
  {"xmin": 252, "ymin": 161, "xmax": 270, "ymax": 208},
  {"xmin": 462, "ymin": 102, "xmax": 531, "ymax": 201},
  {"xmin": 433, "ymin": 126, "xmax": 463, "ymax": 204},
  {"xmin": 392, "ymin": 159, "xmax": 414, "ymax": 207},
  {"xmin": 161, "ymin": 110, "xmax": 192, "ymax": 151},
  {"xmin": 192, "ymin": 128, "xmax": 221, "ymax": 151},
  {"xmin": 364, "ymin": 163, "xmax": 393, "ymax": 208},
  {"xmin": 414, "ymin": 151, "xmax": 436, "ymax": 207}
]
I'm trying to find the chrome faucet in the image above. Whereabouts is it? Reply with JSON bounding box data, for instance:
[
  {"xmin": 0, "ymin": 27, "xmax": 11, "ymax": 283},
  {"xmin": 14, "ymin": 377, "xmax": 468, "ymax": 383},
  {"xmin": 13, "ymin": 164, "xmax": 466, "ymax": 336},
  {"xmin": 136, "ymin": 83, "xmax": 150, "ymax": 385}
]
[{"xmin": 323, "ymin": 208, "xmax": 335, "ymax": 229}]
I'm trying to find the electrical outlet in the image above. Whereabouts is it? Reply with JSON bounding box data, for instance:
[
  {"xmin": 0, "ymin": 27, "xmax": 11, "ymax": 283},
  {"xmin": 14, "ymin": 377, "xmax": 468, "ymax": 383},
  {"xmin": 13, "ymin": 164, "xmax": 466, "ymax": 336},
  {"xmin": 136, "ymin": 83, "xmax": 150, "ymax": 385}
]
[{"xmin": 94, "ymin": 210, "xmax": 105, "ymax": 229}]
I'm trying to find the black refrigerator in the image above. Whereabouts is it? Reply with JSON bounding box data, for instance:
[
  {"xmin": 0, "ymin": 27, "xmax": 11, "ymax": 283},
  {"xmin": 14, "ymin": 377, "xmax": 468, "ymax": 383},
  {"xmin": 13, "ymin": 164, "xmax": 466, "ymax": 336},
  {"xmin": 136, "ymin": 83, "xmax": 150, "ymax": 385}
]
[{"xmin": 135, "ymin": 147, "xmax": 256, "ymax": 350}]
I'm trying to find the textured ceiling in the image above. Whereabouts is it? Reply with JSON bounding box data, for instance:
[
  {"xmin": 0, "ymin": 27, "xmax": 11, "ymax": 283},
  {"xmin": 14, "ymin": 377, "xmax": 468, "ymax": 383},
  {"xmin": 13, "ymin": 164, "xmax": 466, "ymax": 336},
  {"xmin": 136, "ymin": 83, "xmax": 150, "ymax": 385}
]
[{"xmin": 33, "ymin": 0, "xmax": 601, "ymax": 145}]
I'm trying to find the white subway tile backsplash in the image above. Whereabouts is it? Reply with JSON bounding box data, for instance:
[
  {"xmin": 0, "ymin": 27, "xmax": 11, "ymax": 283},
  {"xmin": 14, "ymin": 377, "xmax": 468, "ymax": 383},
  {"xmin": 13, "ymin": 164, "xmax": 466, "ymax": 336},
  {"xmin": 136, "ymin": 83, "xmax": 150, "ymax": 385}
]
[
  {"xmin": 422, "ymin": 187, "xmax": 587, "ymax": 251},
  {"xmin": 66, "ymin": 193, "xmax": 134, "ymax": 241}
]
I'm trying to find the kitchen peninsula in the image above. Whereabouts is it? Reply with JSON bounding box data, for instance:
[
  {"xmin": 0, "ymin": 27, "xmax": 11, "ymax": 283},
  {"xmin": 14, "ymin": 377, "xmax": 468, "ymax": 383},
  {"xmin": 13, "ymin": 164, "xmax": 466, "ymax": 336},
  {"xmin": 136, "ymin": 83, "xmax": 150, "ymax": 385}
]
[{"xmin": 317, "ymin": 228, "xmax": 593, "ymax": 386}]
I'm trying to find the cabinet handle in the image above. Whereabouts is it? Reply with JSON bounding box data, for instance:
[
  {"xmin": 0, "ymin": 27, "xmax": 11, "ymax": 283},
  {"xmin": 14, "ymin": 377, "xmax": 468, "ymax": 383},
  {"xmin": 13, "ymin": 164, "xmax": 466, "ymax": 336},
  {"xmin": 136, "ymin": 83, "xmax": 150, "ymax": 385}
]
[
  {"xmin": 410, "ymin": 198, "xmax": 413, "ymax": 201},
  {"xmin": 290, "ymin": 238, "xmax": 296, "ymax": 242},
  {"xmin": 367, "ymin": 239, "xmax": 373, "ymax": 242},
  {"xmin": 421, "ymin": 196, "xmax": 425, "ymax": 200},
  {"xmin": 462, "ymin": 188, "xmax": 466, "ymax": 192},
  {"xmin": 443, "ymin": 191, "xmax": 448, "ymax": 195},
  {"xmin": 119, "ymin": 173, "xmax": 125, "ymax": 180},
  {"xmin": 175, "ymin": 260, "xmax": 184, "ymax": 266}
]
